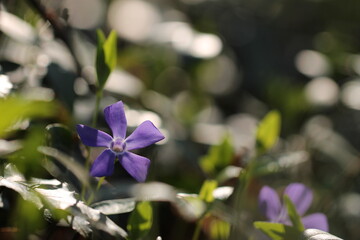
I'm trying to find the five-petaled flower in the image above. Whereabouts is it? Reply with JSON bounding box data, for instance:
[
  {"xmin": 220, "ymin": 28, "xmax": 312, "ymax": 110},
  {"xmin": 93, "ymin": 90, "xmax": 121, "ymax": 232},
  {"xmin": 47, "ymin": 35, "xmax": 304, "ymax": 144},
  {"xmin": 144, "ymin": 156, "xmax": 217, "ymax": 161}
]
[
  {"xmin": 76, "ymin": 101, "xmax": 164, "ymax": 182},
  {"xmin": 259, "ymin": 183, "xmax": 328, "ymax": 231}
]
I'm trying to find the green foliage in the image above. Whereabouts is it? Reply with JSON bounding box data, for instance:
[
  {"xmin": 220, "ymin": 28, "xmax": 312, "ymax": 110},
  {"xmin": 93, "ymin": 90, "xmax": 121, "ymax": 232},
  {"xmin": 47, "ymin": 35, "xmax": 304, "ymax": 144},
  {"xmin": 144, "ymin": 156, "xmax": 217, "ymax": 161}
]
[
  {"xmin": 253, "ymin": 222, "xmax": 302, "ymax": 240},
  {"xmin": 0, "ymin": 97, "xmax": 55, "ymax": 138},
  {"xmin": 200, "ymin": 135, "xmax": 234, "ymax": 176},
  {"xmin": 0, "ymin": 164, "xmax": 128, "ymax": 238},
  {"xmin": 9, "ymin": 127, "xmax": 46, "ymax": 179},
  {"xmin": 127, "ymin": 201, "xmax": 153, "ymax": 240},
  {"xmin": 199, "ymin": 180, "xmax": 218, "ymax": 203},
  {"xmin": 256, "ymin": 110, "xmax": 281, "ymax": 154},
  {"xmin": 13, "ymin": 197, "xmax": 44, "ymax": 239},
  {"xmin": 283, "ymin": 195, "xmax": 305, "ymax": 232},
  {"xmin": 96, "ymin": 29, "xmax": 117, "ymax": 90},
  {"xmin": 207, "ymin": 218, "xmax": 230, "ymax": 240}
]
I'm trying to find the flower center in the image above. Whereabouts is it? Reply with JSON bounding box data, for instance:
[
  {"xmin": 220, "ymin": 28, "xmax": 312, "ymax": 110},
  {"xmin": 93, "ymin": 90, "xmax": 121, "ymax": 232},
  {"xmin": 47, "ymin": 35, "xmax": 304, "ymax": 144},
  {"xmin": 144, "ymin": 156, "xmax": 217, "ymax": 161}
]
[{"xmin": 110, "ymin": 138, "xmax": 126, "ymax": 154}]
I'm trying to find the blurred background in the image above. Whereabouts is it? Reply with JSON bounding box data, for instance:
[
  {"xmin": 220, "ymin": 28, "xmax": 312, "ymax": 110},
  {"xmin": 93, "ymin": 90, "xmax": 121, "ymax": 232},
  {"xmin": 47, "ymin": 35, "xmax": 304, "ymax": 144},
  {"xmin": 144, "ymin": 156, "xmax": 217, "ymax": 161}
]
[{"xmin": 1, "ymin": 0, "xmax": 360, "ymax": 239}]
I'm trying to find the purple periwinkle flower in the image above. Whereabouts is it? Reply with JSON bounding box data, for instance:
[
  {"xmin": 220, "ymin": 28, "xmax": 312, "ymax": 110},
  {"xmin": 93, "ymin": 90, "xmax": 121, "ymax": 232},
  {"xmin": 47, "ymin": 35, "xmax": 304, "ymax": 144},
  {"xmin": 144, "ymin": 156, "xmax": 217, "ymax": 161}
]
[
  {"xmin": 76, "ymin": 101, "xmax": 164, "ymax": 182},
  {"xmin": 259, "ymin": 183, "xmax": 328, "ymax": 231}
]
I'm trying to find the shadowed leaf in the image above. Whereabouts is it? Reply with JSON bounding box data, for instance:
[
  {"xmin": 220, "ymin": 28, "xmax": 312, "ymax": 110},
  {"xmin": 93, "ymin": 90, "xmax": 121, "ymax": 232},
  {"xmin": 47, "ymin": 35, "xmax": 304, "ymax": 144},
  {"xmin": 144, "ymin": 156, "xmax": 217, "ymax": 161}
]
[{"xmin": 127, "ymin": 201, "xmax": 153, "ymax": 240}]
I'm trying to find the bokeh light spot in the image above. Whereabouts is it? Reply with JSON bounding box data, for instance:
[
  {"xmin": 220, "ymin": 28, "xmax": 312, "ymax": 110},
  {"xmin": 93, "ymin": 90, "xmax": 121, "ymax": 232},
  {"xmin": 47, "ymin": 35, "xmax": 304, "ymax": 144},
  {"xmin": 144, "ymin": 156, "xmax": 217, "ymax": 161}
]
[
  {"xmin": 295, "ymin": 50, "xmax": 330, "ymax": 77},
  {"xmin": 305, "ymin": 77, "xmax": 339, "ymax": 107},
  {"xmin": 108, "ymin": 0, "xmax": 161, "ymax": 43}
]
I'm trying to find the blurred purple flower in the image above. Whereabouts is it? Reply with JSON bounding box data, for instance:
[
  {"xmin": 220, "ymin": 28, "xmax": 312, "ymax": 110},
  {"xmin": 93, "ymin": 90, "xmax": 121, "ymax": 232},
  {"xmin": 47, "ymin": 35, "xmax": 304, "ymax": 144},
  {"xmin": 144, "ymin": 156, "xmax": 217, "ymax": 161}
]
[
  {"xmin": 76, "ymin": 101, "xmax": 164, "ymax": 182},
  {"xmin": 259, "ymin": 183, "xmax": 328, "ymax": 231}
]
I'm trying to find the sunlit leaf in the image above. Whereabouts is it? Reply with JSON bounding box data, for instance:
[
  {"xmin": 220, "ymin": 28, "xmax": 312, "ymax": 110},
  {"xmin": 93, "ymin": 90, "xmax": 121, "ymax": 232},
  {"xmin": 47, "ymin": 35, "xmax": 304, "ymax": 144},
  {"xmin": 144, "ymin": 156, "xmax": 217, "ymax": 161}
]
[
  {"xmin": 212, "ymin": 186, "xmax": 234, "ymax": 200},
  {"xmin": 69, "ymin": 200, "xmax": 128, "ymax": 238},
  {"xmin": 200, "ymin": 135, "xmax": 234, "ymax": 175},
  {"xmin": 96, "ymin": 29, "xmax": 117, "ymax": 90},
  {"xmin": 131, "ymin": 182, "xmax": 208, "ymax": 221},
  {"xmin": 199, "ymin": 180, "xmax": 218, "ymax": 203},
  {"xmin": 254, "ymin": 221, "xmax": 301, "ymax": 240},
  {"xmin": 0, "ymin": 164, "xmax": 127, "ymax": 238},
  {"xmin": 256, "ymin": 110, "xmax": 281, "ymax": 154},
  {"xmin": 176, "ymin": 193, "xmax": 206, "ymax": 220},
  {"xmin": 91, "ymin": 198, "xmax": 136, "ymax": 215},
  {"xmin": 103, "ymin": 31, "xmax": 117, "ymax": 72},
  {"xmin": 0, "ymin": 10, "xmax": 36, "ymax": 43},
  {"xmin": 131, "ymin": 182, "xmax": 177, "ymax": 202},
  {"xmin": 0, "ymin": 139, "xmax": 21, "ymax": 156},
  {"xmin": 302, "ymin": 229, "xmax": 343, "ymax": 240},
  {"xmin": 253, "ymin": 151, "xmax": 309, "ymax": 176},
  {"xmin": 127, "ymin": 201, "xmax": 153, "ymax": 240},
  {"xmin": 283, "ymin": 195, "xmax": 305, "ymax": 232},
  {"xmin": 216, "ymin": 166, "xmax": 242, "ymax": 183},
  {"xmin": 0, "ymin": 164, "xmax": 42, "ymax": 208}
]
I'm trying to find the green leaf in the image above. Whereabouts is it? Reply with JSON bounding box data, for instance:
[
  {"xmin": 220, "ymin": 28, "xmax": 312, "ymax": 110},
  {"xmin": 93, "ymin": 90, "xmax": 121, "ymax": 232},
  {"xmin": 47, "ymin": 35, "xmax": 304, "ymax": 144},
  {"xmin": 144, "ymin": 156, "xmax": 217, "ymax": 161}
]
[
  {"xmin": 254, "ymin": 221, "xmax": 301, "ymax": 240},
  {"xmin": 207, "ymin": 218, "xmax": 230, "ymax": 240},
  {"xmin": 0, "ymin": 164, "xmax": 128, "ymax": 238},
  {"xmin": 38, "ymin": 146, "xmax": 90, "ymax": 188},
  {"xmin": 9, "ymin": 127, "xmax": 47, "ymax": 179},
  {"xmin": 95, "ymin": 29, "xmax": 117, "ymax": 90},
  {"xmin": 0, "ymin": 97, "xmax": 55, "ymax": 138},
  {"xmin": 200, "ymin": 135, "xmax": 234, "ymax": 175},
  {"xmin": 127, "ymin": 201, "xmax": 153, "ymax": 240},
  {"xmin": 283, "ymin": 195, "xmax": 305, "ymax": 232},
  {"xmin": 13, "ymin": 197, "xmax": 44, "ymax": 239},
  {"xmin": 103, "ymin": 30, "xmax": 117, "ymax": 72},
  {"xmin": 256, "ymin": 110, "xmax": 281, "ymax": 154},
  {"xmin": 199, "ymin": 180, "xmax": 218, "ymax": 203}
]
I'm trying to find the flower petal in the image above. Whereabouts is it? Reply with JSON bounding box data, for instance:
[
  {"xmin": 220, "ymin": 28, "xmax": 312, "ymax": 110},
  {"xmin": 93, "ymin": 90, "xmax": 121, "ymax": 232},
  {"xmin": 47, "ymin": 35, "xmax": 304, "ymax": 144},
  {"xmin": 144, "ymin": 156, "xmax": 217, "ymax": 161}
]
[
  {"xmin": 119, "ymin": 152, "xmax": 150, "ymax": 182},
  {"xmin": 76, "ymin": 124, "xmax": 112, "ymax": 147},
  {"xmin": 259, "ymin": 186, "xmax": 282, "ymax": 221},
  {"xmin": 125, "ymin": 120, "xmax": 164, "ymax": 150},
  {"xmin": 302, "ymin": 213, "xmax": 329, "ymax": 232},
  {"xmin": 284, "ymin": 183, "xmax": 313, "ymax": 216},
  {"xmin": 104, "ymin": 101, "xmax": 127, "ymax": 139},
  {"xmin": 90, "ymin": 149, "xmax": 116, "ymax": 177}
]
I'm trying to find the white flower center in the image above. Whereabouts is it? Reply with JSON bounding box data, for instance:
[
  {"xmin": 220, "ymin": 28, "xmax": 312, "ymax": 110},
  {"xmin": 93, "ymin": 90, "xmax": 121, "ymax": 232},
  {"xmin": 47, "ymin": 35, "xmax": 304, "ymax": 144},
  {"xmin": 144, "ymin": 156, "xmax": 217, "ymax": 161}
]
[{"xmin": 111, "ymin": 138, "xmax": 126, "ymax": 154}]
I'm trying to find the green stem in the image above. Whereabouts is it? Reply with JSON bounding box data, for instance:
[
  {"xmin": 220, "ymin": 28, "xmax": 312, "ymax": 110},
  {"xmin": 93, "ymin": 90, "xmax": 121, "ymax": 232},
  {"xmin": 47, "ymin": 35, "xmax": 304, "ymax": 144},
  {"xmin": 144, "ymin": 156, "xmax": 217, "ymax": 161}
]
[
  {"xmin": 92, "ymin": 90, "xmax": 103, "ymax": 128},
  {"xmin": 229, "ymin": 158, "xmax": 256, "ymax": 239},
  {"xmin": 81, "ymin": 89, "xmax": 103, "ymax": 201},
  {"xmin": 86, "ymin": 177, "xmax": 105, "ymax": 205},
  {"xmin": 192, "ymin": 217, "xmax": 204, "ymax": 240}
]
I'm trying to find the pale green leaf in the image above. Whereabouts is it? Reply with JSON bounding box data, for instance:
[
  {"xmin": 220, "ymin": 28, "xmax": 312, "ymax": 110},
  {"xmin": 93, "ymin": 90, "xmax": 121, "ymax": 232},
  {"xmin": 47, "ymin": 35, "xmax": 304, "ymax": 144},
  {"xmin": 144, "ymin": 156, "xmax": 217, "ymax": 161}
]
[
  {"xmin": 200, "ymin": 135, "xmax": 234, "ymax": 175},
  {"xmin": 95, "ymin": 29, "xmax": 117, "ymax": 90},
  {"xmin": 103, "ymin": 30, "xmax": 117, "ymax": 71},
  {"xmin": 199, "ymin": 180, "xmax": 218, "ymax": 203},
  {"xmin": 256, "ymin": 110, "xmax": 281, "ymax": 153},
  {"xmin": 0, "ymin": 97, "xmax": 55, "ymax": 138}
]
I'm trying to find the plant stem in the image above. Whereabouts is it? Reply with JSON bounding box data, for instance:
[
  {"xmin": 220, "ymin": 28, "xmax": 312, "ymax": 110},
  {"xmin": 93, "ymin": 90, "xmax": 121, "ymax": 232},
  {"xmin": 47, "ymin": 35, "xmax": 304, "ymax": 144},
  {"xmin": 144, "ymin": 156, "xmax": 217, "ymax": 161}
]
[
  {"xmin": 192, "ymin": 217, "xmax": 204, "ymax": 240},
  {"xmin": 92, "ymin": 90, "xmax": 103, "ymax": 128},
  {"xmin": 81, "ymin": 89, "xmax": 103, "ymax": 201}
]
